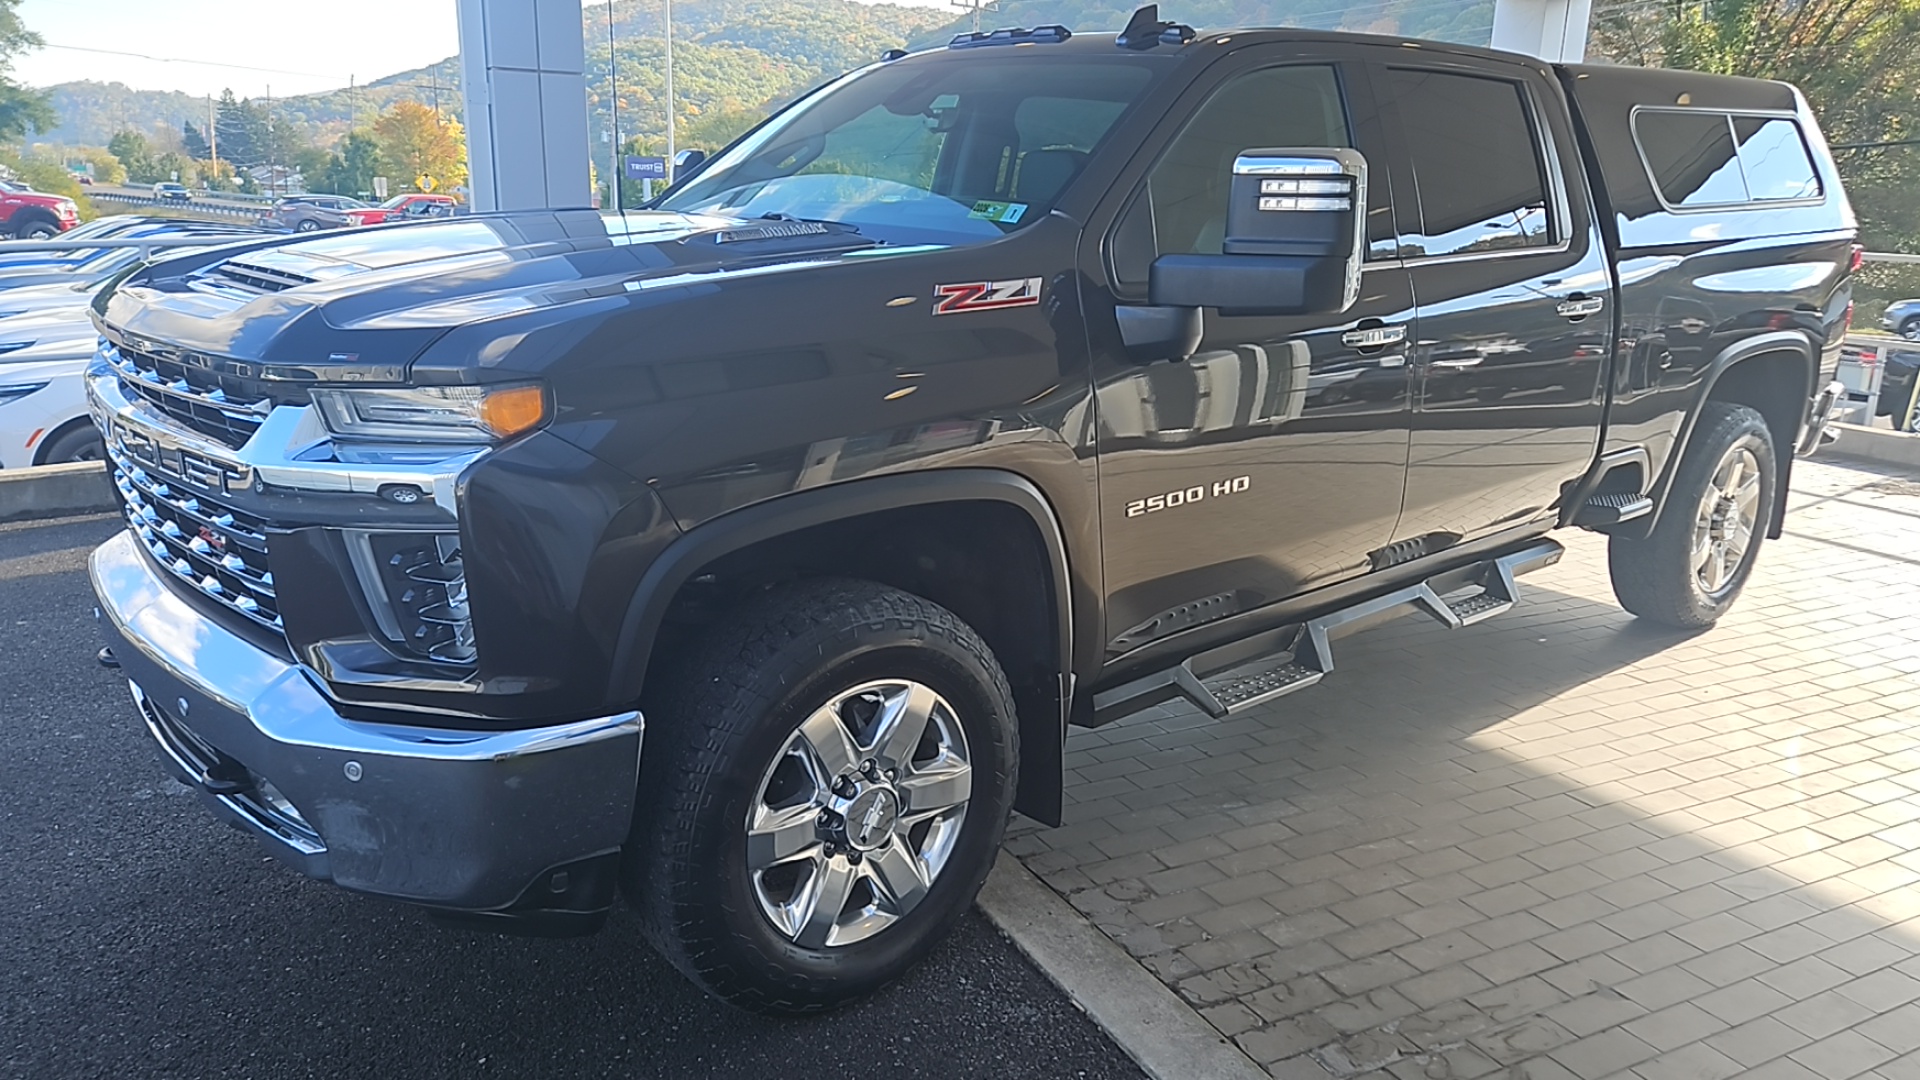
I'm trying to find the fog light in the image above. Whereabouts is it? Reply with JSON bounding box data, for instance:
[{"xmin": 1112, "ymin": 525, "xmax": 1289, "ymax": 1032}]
[{"xmin": 346, "ymin": 531, "xmax": 478, "ymax": 665}]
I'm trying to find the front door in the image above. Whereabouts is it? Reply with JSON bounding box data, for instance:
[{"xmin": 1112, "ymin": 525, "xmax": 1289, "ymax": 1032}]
[
  {"xmin": 1087, "ymin": 51, "xmax": 1415, "ymax": 659},
  {"xmin": 1376, "ymin": 61, "xmax": 1610, "ymax": 545}
]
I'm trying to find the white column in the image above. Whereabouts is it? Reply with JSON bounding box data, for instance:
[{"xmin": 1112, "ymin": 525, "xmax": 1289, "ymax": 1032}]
[
  {"xmin": 456, "ymin": 0, "xmax": 592, "ymax": 211},
  {"xmin": 1489, "ymin": 0, "xmax": 1593, "ymax": 62}
]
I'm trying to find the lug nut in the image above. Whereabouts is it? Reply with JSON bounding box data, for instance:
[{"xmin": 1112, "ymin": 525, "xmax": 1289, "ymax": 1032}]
[
  {"xmin": 885, "ymin": 769, "xmax": 897, "ymax": 782},
  {"xmin": 861, "ymin": 759, "xmax": 878, "ymax": 777},
  {"xmin": 817, "ymin": 811, "xmax": 832, "ymax": 825}
]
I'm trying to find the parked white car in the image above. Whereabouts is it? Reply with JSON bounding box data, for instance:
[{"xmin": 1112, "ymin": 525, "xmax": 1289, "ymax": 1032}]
[{"xmin": 0, "ymin": 305, "xmax": 103, "ymax": 467}]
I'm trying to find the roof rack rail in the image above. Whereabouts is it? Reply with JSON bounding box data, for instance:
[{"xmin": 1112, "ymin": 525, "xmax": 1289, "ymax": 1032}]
[
  {"xmin": 1115, "ymin": 4, "xmax": 1195, "ymax": 49},
  {"xmin": 949, "ymin": 24, "xmax": 1072, "ymax": 48}
]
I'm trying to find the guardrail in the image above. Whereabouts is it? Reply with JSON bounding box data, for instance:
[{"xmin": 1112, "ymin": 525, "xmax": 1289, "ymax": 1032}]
[{"xmin": 86, "ymin": 190, "xmax": 265, "ymax": 221}]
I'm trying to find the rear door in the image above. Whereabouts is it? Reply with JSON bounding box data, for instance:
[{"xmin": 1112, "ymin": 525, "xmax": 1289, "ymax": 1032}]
[
  {"xmin": 1085, "ymin": 45, "xmax": 1416, "ymax": 658},
  {"xmin": 1375, "ymin": 59, "xmax": 1610, "ymax": 545}
]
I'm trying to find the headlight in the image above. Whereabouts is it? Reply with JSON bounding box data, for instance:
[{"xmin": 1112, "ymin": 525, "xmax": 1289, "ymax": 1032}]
[
  {"xmin": 0, "ymin": 381, "xmax": 49, "ymax": 407},
  {"xmin": 309, "ymin": 383, "xmax": 548, "ymax": 444}
]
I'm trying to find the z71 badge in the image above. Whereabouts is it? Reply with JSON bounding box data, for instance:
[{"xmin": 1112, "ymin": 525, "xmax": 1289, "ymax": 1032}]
[{"xmin": 933, "ymin": 277, "xmax": 1043, "ymax": 315}]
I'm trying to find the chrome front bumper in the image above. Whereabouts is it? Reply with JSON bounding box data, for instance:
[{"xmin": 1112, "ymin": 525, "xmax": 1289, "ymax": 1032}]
[{"xmin": 91, "ymin": 530, "xmax": 644, "ymax": 914}]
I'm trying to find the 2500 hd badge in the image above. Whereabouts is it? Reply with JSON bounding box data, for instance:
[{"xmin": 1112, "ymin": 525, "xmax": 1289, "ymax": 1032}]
[{"xmin": 1126, "ymin": 475, "xmax": 1253, "ymax": 517}]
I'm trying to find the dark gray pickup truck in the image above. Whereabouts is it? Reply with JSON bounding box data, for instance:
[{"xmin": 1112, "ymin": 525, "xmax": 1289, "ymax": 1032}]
[{"xmin": 87, "ymin": 8, "xmax": 1852, "ymax": 1013}]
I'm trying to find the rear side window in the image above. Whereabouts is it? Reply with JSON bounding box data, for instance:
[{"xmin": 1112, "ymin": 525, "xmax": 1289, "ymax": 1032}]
[
  {"xmin": 1634, "ymin": 110, "xmax": 1822, "ymax": 208},
  {"xmin": 1384, "ymin": 69, "xmax": 1555, "ymax": 258}
]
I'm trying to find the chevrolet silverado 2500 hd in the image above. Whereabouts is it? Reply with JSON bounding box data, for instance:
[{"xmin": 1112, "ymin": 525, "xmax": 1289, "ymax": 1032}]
[{"xmin": 87, "ymin": 8, "xmax": 1853, "ymax": 1013}]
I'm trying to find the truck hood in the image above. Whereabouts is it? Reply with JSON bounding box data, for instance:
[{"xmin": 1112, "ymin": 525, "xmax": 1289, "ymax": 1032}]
[{"xmin": 96, "ymin": 208, "xmax": 889, "ymax": 370}]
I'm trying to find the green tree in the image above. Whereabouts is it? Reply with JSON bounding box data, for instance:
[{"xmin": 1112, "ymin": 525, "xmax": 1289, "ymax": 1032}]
[
  {"xmin": 182, "ymin": 120, "xmax": 210, "ymax": 159},
  {"xmin": 313, "ymin": 131, "xmax": 386, "ymax": 197},
  {"xmin": 107, "ymin": 129, "xmax": 159, "ymax": 183},
  {"xmin": 0, "ymin": 0, "xmax": 51, "ymax": 140},
  {"xmin": 213, "ymin": 89, "xmax": 265, "ymax": 167},
  {"xmin": 72, "ymin": 145, "xmax": 127, "ymax": 185}
]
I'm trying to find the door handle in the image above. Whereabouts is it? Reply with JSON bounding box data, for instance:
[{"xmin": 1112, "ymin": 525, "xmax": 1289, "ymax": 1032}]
[
  {"xmin": 1341, "ymin": 324, "xmax": 1406, "ymax": 350},
  {"xmin": 1429, "ymin": 355, "xmax": 1484, "ymax": 369},
  {"xmin": 1557, "ymin": 295, "xmax": 1605, "ymax": 320}
]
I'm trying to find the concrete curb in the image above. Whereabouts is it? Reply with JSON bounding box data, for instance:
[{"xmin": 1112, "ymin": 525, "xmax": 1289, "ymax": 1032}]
[
  {"xmin": 977, "ymin": 851, "xmax": 1268, "ymax": 1080},
  {"xmin": 0, "ymin": 462, "xmax": 116, "ymax": 524},
  {"xmin": 1828, "ymin": 422, "xmax": 1920, "ymax": 470}
]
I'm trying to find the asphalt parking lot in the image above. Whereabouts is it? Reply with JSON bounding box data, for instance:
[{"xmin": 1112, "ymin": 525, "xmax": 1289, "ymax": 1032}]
[{"xmin": 0, "ymin": 513, "xmax": 1145, "ymax": 1080}]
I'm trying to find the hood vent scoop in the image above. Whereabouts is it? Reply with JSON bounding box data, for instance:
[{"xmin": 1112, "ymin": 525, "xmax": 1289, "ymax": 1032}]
[{"xmin": 212, "ymin": 260, "xmax": 320, "ymax": 294}]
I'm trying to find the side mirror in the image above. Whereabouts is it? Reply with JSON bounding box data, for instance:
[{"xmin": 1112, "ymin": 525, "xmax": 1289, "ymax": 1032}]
[
  {"xmin": 1147, "ymin": 148, "xmax": 1366, "ymax": 318},
  {"xmin": 673, "ymin": 148, "xmax": 707, "ymax": 175}
]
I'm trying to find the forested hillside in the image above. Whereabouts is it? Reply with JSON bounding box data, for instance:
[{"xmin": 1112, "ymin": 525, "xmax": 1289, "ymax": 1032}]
[{"xmin": 35, "ymin": 0, "xmax": 1490, "ymax": 154}]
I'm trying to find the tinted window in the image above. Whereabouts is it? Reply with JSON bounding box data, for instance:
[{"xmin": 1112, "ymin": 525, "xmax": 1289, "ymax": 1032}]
[
  {"xmin": 1387, "ymin": 69, "xmax": 1553, "ymax": 258},
  {"xmin": 1111, "ymin": 65, "xmax": 1350, "ymax": 284},
  {"xmin": 1733, "ymin": 117, "xmax": 1821, "ymax": 201},
  {"xmin": 1635, "ymin": 111, "xmax": 1747, "ymax": 207}
]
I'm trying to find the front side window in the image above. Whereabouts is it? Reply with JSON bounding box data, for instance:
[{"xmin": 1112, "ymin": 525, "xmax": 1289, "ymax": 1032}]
[
  {"xmin": 1387, "ymin": 69, "xmax": 1555, "ymax": 258},
  {"xmin": 1110, "ymin": 64, "xmax": 1352, "ymax": 287},
  {"xmin": 660, "ymin": 56, "xmax": 1161, "ymax": 247}
]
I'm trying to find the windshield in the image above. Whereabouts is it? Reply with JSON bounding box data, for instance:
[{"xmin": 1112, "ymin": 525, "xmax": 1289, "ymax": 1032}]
[{"xmin": 659, "ymin": 54, "xmax": 1160, "ymax": 246}]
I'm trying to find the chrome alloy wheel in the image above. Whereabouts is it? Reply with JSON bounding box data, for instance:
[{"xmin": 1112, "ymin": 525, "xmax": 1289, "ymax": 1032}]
[
  {"xmin": 745, "ymin": 679, "xmax": 973, "ymax": 948},
  {"xmin": 1692, "ymin": 443, "xmax": 1762, "ymax": 596}
]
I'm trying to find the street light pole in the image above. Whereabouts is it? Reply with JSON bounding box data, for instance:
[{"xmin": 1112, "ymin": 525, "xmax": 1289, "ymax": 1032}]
[{"xmin": 665, "ymin": 0, "xmax": 675, "ymax": 186}]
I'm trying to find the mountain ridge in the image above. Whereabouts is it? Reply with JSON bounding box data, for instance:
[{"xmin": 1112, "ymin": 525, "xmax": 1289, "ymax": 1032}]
[{"xmin": 32, "ymin": 0, "xmax": 1492, "ymax": 151}]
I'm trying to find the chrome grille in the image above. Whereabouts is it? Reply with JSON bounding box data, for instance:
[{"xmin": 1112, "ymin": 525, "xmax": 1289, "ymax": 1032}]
[
  {"xmin": 106, "ymin": 342, "xmax": 272, "ymax": 450},
  {"xmin": 106, "ymin": 436, "xmax": 283, "ymax": 636}
]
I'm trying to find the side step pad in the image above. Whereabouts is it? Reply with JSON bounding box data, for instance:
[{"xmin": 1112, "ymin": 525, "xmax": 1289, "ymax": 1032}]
[
  {"xmin": 1572, "ymin": 492, "xmax": 1653, "ymax": 527},
  {"xmin": 1091, "ymin": 539, "xmax": 1563, "ymax": 725}
]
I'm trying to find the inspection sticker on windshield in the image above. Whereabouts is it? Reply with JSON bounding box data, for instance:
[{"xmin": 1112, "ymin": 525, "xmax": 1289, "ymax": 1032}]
[
  {"xmin": 933, "ymin": 277, "xmax": 1043, "ymax": 315},
  {"xmin": 968, "ymin": 200, "xmax": 1027, "ymax": 224}
]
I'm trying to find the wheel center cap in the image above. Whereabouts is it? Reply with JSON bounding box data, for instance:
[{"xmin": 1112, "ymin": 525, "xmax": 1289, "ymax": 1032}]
[{"xmin": 842, "ymin": 786, "xmax": 899, "ymax": 851}]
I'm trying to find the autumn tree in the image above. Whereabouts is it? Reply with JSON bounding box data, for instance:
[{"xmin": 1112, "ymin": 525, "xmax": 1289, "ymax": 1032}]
[{"xmin": 372, "ymin": 101, "xmax": 466, "ymax": 194}]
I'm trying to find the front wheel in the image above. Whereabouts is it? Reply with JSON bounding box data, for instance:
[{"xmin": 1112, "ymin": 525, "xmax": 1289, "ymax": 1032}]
[
  {"xmin": 1901, "ymin": 317, "xmax": 1920, "ymax": 342},
  {"xmin": 13, "ymin": 217, "xmax": 57, "ymax": 240},
  {"xmin": 627, "ymin": 578, "xmax": 1017, "ymax": 1014},
  {"xmin": 1608, "ymin": 401, "xmax": 1777, "ymax": 628}
]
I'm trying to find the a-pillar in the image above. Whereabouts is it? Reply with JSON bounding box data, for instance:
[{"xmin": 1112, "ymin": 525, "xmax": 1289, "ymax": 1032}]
[
  {"xmin": 1489, "ymin": 0, "xmax": 1594, "ymax": 62},
  {"xmin": 455, "ymin": 0, "xmax": 591, "ymax": 211}
]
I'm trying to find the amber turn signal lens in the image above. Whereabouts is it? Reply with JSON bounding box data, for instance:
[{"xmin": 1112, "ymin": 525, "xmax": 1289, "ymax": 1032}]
[{"xmin": 479, "ymin": 384, "xmax": 548, "ymax": 438}]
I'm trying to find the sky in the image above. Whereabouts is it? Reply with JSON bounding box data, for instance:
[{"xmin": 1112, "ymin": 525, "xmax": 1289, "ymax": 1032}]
[{"xmin": 14, "ymin": 0, "xmax": 955, "ymax": 98}]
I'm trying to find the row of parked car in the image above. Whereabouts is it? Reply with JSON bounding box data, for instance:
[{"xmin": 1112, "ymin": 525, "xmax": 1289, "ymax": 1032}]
[
  {"xmin": 0, "ymin": 193, "xmax": 472, "ymax": 470},
  {"xmin": 258, "ymin": 191, "xmax": 460, "ymax": 231}
]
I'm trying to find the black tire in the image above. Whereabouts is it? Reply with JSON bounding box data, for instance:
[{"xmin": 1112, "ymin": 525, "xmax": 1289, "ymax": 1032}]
[
  {"xmin": 11, "ymin": 214, "xmax": 58, "ymax": 240},
  {"xmin": 1901, "ymin": 317, "xmax": 1920, "ymax": 342},
  {"xmin": 38, "ymin": 424, "xmax": 104, "ymax": 465},
  {"xmin": 627, "ymin": 577, "xmax": 1018, "ymax": 1015},
  {"xmin": 1608, "ymin": 401, "xmax": 1776, "ymax": 628}
]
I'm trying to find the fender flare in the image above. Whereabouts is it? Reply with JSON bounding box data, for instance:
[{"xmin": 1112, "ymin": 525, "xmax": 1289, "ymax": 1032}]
[
  {"xmin": 1634, "ymin": 330, "xmax": 1814, "ymax": 539},
  {"xmin": 604, "ymin": 468, "xmax": 1078, "ymax": 822}
]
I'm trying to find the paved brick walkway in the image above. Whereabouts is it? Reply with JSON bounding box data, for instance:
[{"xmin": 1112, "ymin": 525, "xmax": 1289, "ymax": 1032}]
[{"xmin": 1009, "ymin": 459, "xmax": 1920, "ymax": 1080}]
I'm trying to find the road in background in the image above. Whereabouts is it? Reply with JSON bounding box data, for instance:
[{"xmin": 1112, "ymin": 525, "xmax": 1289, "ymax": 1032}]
[{"xmin": 0, "ymin": 513, "xmax": 1146, "ymax": 1080}]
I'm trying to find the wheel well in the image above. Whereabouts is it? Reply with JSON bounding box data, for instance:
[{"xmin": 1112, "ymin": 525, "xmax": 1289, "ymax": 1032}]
[
  {"xmin": 8, "ymin": 208, "xmax": 56, "ymax": 230},
  {"xmin": 1705, "ymin": 350, "xmax": 1807, "ymax": 451},
  {"xmin": 32, "ymin": 415, "xmax": 98, "ymax": 466},
  {"xmin": 645, "ymin": 499, "xmax": 1066, "ymax": 821}
]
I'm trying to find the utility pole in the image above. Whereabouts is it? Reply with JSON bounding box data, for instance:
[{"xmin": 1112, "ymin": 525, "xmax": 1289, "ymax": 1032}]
[
  {"xmin": 665, "ymin": 0, "xmax": 675, "ymax": 186},
  {"xmin": 950, "ymin": 0, "xmax": 998, "ymax": 33},
  {"xmin": 608, "ymin": 0, "xmax": 620, "ymax": 211},
  {"xmin": 350, "ymin": 74, "xmax": 357, "ymax": 131},
  {"xmin": 208, "ymin": 93, "xmax": 218, "ymax": 184}
]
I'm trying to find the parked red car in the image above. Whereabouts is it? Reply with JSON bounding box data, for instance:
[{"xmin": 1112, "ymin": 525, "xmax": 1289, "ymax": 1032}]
[
  {"xmin": 344, "ymin": 192, "xmax": 458, "ymax": 225},
  {"xmin": 0, "ymin": 180, "xmax": 81, "ymax": 239}
]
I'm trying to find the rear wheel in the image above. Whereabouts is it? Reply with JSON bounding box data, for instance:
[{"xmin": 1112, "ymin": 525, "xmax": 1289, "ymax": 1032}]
[
  {"xmin": 1608, "ymin": 401, "xmax": 1776, "ymax": 628},
  {"xmin": 627, "ymin": 578, "xmax": 1017, "ymax": 1014},
  {"xmin": 295, "ymin": 219, "xmax": 321, "ymax": 232}
]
